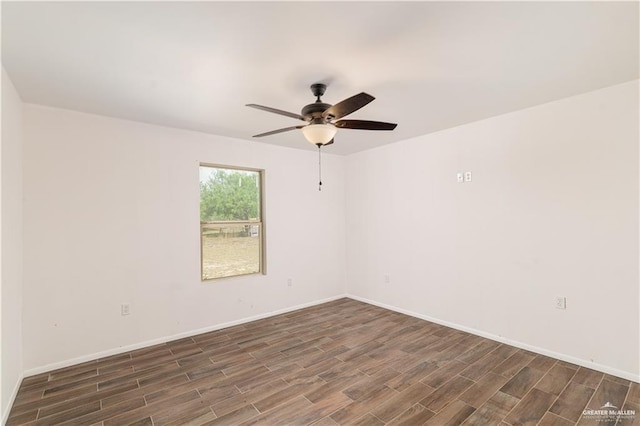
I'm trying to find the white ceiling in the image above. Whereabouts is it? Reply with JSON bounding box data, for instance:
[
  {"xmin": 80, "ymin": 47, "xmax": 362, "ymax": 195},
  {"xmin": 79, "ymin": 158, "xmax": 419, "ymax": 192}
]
[{"xmin": 2, "ymin": 1, "xmax": 638, "ymax": 155}]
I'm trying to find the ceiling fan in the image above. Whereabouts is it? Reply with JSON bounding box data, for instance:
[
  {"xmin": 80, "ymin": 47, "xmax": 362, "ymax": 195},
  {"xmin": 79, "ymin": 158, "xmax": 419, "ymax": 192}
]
[{"xmin": 246, "ymin": 83, "xmax": 397, "ymax": 147}]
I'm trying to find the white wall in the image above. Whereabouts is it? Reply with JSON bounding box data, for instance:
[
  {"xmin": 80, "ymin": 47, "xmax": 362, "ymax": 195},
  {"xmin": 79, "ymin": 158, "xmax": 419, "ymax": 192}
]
[
  {"xmin": 346, "ymin": 80, "xmax": 639, "ymax": 380},
  {"xmin": 21, "ymin": 105, "xmax": 346, "ymax": 372},
  {"xmin": 14, "ymin": 79, "xmax": 640, "ymax": 383},
  {"xmin": 1, "ymin": 68, "xmax": 24, "ymax": 419}
]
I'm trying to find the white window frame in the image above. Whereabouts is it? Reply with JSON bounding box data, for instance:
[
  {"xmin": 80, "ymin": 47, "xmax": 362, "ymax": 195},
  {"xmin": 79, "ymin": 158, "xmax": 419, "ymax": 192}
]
[{"xmin": 199, "ymin": 163, "xmax": 265, "ymax": 281}]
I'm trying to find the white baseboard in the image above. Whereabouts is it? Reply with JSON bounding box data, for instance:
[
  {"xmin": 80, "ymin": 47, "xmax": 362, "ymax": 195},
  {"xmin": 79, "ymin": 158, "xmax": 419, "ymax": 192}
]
[
  {"xmin": 347, "ymin": 294, "xmax": 639, "ymax": 383},
  {"xmin": 20, "ymin": 292, "xmax": 638, "ymax": 384},
  {"xmin": 22, "ymin": 294, "xmax": 348, "ymax": 378},
  {"xmin": 2, "ymin": 371, "xmax": 24, "ymax": 426}
]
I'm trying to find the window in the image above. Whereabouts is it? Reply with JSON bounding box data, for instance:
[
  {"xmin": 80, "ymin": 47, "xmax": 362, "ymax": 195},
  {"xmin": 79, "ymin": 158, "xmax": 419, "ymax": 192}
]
[{"xmin": 199, "ymin": 164, "xmax": 264, "ymax": 280}]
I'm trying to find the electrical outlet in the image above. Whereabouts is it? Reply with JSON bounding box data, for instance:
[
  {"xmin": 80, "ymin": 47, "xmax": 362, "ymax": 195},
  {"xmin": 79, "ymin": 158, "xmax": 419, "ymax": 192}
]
[
  {"xmin": 121, "ymin": 303, "xmax": 130, "ymax": 316},
  {"xmin": 384, "ymin": 274, "xmax": 391, "ymax": 284},
  {"xmin": 456, "ymin": 173, "xmax": 464, "ymax": 183},
  {"xmin": 554, "ymin": 297, "xmax": 566, "ymax": 310},
  {"xmin": 287, "ymin": 278, "xmax": 293, "ymax": 287},
  {"xmin": 464, "ymin": 171, "xmax": 472, "ymax": 182}
]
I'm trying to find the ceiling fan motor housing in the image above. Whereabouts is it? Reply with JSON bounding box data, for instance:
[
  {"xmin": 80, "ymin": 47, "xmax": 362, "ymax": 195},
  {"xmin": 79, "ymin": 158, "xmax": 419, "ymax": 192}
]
[{"xmin": 302, "ymin": 102, "xmax": 332, "ymax": 122}]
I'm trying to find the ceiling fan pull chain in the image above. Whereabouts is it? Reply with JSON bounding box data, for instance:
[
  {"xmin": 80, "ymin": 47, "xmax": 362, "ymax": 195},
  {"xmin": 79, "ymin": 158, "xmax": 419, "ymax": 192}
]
[{"xmin": 317, "ymin": 144, "xmax": 323, "ymax": 191}]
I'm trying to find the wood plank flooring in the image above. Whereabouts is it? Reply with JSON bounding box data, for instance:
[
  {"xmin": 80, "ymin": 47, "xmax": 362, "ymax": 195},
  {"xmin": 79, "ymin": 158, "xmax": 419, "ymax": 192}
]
[{"xmin": 7, "ymin": 298, "xmax": 639, "ymax": 425}]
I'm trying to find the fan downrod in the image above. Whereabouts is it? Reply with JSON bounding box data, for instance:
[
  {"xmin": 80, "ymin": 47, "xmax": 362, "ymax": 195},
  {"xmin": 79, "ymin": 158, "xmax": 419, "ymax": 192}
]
[
  {"xmin": 302, "ymin": 83, "xmax": 331, "ymax": 119},
  {"xmin": 310, "ymin": 83, "xmax": 327, "ymax": 101}
]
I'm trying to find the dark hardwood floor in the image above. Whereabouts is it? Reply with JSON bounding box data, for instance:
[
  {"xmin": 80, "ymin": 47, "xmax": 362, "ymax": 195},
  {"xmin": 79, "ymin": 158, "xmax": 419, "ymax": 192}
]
[{"xmin": 7, "ymin": 298, "xmax": 639, "ymax": 425}]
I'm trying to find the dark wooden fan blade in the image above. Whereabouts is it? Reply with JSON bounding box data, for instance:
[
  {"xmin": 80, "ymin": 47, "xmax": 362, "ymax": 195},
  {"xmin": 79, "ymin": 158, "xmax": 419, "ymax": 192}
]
[
  {"xmin": 334, "ymin": 120, "xmax": 397, "ymax": 130},
  {"xmin": 246, "ymin": 104, "xmax": 306, "ymax": 121},
  {"xmin": 322, "ymin": 92, "xmax": 375, "ymax": 120},
  {"xmin": 324, "ymin": 138, "xmax": 334, "ymax": 146},
  {"xmin": 253, "ymin": 125, "xmax": 304, "ymax": 138}
]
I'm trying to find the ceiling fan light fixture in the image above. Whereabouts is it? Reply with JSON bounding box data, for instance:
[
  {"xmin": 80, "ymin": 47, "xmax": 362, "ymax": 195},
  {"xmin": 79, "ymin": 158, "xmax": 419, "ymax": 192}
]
[{"xmin": 302, "ymin": 123, "xmax": 337, "ymax": 145}]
